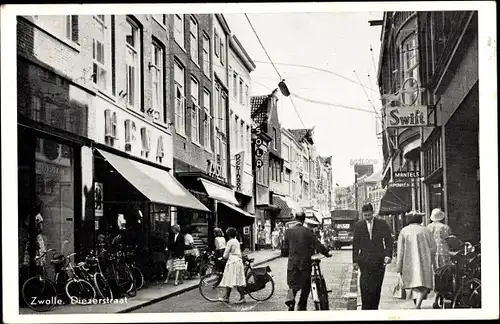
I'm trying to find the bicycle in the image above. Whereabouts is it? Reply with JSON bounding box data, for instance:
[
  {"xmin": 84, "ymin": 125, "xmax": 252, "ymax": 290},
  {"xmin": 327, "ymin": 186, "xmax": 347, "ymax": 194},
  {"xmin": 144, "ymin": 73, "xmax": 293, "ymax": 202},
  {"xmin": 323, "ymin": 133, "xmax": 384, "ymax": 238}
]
[
  {"xmin": 198, "ymin": 255, "xmax": 274, "ymax": 302},
  {"xmin": 104, "ymin": 250, "xmax": 137, "ymax": 298},
  {"xmin": 311, "ymin": 256, "xmax": 331, "ymax": 310},
  {"xmin": 77, "ymin": 250, "xmax": 114, "ymax": 300},
  {"xmin": 21, "ymin": 249, "xmax": 58, "ymax": 312},
  {"xmin": 64, "ymin": 252, "xmax": 97, "ymax": 304},
  {"xmin": 125, "ymin": 248, "xmax": 144, "ymax": 290}
]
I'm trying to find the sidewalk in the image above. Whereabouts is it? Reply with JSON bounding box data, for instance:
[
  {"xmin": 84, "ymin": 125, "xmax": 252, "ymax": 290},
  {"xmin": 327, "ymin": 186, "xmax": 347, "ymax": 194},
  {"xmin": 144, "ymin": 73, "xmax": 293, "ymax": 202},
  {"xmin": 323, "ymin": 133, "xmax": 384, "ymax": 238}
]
[
  {"xmin": 19, "ymin": 249, "xmax": 281, "ymax": 315},
  {"xmin": 356, "ymin": 262, "xmax": 435, "ymax": 310}
]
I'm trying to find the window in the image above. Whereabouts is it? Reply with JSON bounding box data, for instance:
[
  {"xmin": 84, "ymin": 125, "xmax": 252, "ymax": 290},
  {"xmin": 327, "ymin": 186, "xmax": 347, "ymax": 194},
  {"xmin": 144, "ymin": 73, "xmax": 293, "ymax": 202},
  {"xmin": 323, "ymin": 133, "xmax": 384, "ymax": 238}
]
[
  {"xmin": 65, "ymin": 15, "xmax": 79, "ymax": 43},
  {"xmin": 246, "ymin": 125, "xmax": 251, "ymax": 154},
  {"xmin": 140, "ymin": 127, "xmax": 151, "ymax": 158},
  {"xmin": 401, "ymin": 34, "xmax": 419, "ymax": 105},
  {"xmin": 239, "ymin": 79, "xmax": 244, "ymax": 105},
  {"xmin": 283, "ymin": 143, "xmax": 290, "ymax": 161},
  {"xmin": 240, "ymin": 121, "xmax": 244, "ymax": 152},
  {"xmin": 174, "ymin": 61, "xmax": 186, "ymax": 135},
  {"xmin": 202, "ymin": 34, "xmax": 210, "ymax": 76},
  {"xmin": 214, "ymin": 31, "xmax": 220, "ymax": 57},
  {"xmin": 234, "ymin": 115, "xmax": 239, "ymax": 151},
  {"xmin": 215, "ymin": 87, "xmax": 220, "ymax": 129},
  {"xmin": 245, "ymin": 84, "xmax": 249, "ymax": 107},
  {"xmin": 151, "ymin": 42, "xmax": 163, "ymax": 121},
  {"xmin": 220, "ymin": 38, "xmax": 225, "ymax": 65},
  {"xmin": 233, "ymin": 72, "xmax": 238, "ymax": 98},
  {"xmin": 174, "ymin": 14, "xmax": 184, "ymax": 48},
  {"xmin": 190, "ymin": 78, "xmax": 200, "ymax": 143},
  {"xmin": 190, "ymin": 17, "xmax": 199, "ymax": 65},
  {"xmin": 125, "ymin": 19, "xmax": 140, "ymax": 110},
  {"xmin": 220, "ymin": 94, "xmax": 227, "ymax": 135},
  {"xmin": 273, "ymin": 127, "xmax": 277, "ymax": 149},
  {"xmin": 203, "ymin": 90, "xmax": 212, "ymax": 150},
  {"xmin": 152, "ymin": 14, "xmax": 166, "ymax": 26}
]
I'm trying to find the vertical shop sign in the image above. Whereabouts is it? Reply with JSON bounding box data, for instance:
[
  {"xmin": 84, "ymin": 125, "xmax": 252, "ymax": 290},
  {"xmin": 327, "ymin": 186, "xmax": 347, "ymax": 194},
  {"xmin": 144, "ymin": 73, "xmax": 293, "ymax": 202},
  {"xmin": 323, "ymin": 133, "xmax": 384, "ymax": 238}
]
[
  {"xmin": 95, "ymin": 182, "xmax": 104, "ymax": 217},
  {"xmin": 235, "ymin": 151, "xmax": 245, "ymax": 192}
]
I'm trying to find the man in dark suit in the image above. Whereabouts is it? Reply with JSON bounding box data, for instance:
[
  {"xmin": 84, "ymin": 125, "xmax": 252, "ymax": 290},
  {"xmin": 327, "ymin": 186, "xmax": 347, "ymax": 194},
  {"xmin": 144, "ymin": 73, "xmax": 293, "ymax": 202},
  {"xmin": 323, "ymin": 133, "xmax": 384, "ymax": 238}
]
[
  {"xmin": 353, "ymin": 203, "xmax": 393, "ymax": 310},
  {"xmin": 283, "ymin": 212, "xmax": 331, "ymax": 311}
]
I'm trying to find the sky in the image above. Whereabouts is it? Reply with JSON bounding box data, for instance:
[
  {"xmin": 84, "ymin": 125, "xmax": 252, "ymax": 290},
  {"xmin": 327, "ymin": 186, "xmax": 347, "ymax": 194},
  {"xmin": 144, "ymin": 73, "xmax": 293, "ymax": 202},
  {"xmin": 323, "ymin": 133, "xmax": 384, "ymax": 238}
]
[{"xmin": 225, "ymin": 12, "xmax": 384, "ymax": 187}]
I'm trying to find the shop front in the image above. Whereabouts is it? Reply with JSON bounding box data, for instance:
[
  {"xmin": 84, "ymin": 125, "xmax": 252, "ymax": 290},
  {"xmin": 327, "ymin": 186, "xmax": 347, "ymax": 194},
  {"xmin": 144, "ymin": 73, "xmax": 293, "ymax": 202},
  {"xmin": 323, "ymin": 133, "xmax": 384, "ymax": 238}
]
[
  {"xmin": 378, "ymin": 181, "xmax": 412, "ymax": 236},
  {"xmin": 17, "ymin": 58, "xmax": 92, "ymax": 279}
]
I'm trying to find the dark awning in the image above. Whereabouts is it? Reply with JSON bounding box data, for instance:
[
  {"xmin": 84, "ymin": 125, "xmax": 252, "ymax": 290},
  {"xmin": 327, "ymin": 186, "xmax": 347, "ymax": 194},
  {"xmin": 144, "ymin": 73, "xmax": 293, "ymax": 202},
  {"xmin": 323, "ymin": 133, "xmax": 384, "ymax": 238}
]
[
  {"xmin": 97, "ymin": 149, "xmax": 209, "ymax": 212},
  {"xmin": 272, "ymin": 195, "xmax": 293, "ymax": 220},
  {"xmin": 378, "ymin": 185, "xmax": 411, "ymax": 216}
]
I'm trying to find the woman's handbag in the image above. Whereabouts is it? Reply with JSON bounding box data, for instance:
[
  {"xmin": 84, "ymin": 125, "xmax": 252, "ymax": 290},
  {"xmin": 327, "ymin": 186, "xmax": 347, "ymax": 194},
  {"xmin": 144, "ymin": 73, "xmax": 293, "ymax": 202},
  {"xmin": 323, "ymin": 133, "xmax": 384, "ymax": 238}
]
[{"xmin": 392, "ymin": 273, "xmax": 407, "ymax": 299}]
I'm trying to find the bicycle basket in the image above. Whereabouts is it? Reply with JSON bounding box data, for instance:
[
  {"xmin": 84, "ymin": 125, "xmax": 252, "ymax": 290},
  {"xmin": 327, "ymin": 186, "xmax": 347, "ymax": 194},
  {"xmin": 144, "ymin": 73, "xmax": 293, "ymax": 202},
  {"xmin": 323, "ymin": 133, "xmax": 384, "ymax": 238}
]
[
  {"xmin": 434, "ymin": 264, "xmax": 455, "ymax": 298},
  {"xmin": 246, "ymin": 267, "xmax": 271, "ymax": 293}
]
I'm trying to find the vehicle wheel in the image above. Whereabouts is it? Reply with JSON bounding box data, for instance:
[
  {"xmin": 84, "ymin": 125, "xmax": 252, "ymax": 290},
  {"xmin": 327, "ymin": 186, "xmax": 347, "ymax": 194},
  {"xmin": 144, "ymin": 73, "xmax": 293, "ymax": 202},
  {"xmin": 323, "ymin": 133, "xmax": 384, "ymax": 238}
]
[
  {"xmin": 452, "ymin": 278, "xmax": 481, "ymax": 309},
  {"xmin": 93, "ymin": 273, "xmax": 113, "ymax": 300},
  {"xmin": 65, "ymin": 279, "xmax": 96, "ymax": 304},
  {"xmin": 199, "ymin": 272, "xmax": 224, "ymax": 302},
  {"xmin": 117, "ymin": 266, "xmax": 137, "ymax": 297},
  {"xmin": 318, "ymin": 277, "xmax": 329, "ymax": 310},
  {"xmin": 131, "ymin": 266, "xmax": 144, "ymax": 290},
  {"xmin": 248, "ymin": 275, "xmax": 275, "ymax": 302},
  {"xmin": 21, "ymin": 276, "xmax": 57, "ymax": 312}
]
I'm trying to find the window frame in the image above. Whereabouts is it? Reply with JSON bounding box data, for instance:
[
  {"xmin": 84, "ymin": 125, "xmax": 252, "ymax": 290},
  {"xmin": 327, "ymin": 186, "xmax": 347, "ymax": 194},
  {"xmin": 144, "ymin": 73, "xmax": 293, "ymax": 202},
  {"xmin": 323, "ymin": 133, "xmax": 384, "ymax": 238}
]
[
  {"xmin": 190, "ymin": 77, "xmax": 200, "ymax": 144},
  {"xmin": 202, "ymin": 33, "xmax": 210, "ymax": 76},
  {"xmin": 92, "ymin": 15, "xmax": 112, "ymax": 94},
  {"xmin": 174, "ymin": 60, "xmax": 186, "ymax": 136},
  {"xmin": 152, "ymin": 14, "xmax": 167, "ymax": 28},
  {"xmin": 174, "ymin": 14, "xmax": 185, "ymax": 49},
  {"xmin": 151, "ymin": 41, "xmax": 164, "ymax": 122},
  {"xmin": 239, "ymin": 79, "xmax": 244, "ymax": 105},
  {"xmin": 203, "ymin": 89, "xmax": 212, "ymax": 151},
  {"xmin": 125, "ymin": 18, "xmax": 141, "ymax": 111},
  {"xmin": 65, "ymin": 15, "xmax": 79, "ymax": 44},
  {"xmin": 401, "ymin": 33, "xmax": 420, "ymax": 105},
  {"xmin": 189, "ymin": 16, "xmax": 199, "ymax": 66},
  {"xmin": 214, "ymin": 30, "xmax": 220, "ymax": 57}
]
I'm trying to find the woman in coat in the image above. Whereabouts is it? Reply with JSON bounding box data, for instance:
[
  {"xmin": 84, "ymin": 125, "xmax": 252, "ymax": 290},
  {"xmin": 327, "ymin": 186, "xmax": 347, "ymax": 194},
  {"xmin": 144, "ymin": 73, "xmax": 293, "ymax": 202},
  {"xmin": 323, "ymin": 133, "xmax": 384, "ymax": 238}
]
[
  {"xmin": 396, "ymin": 211, "xmax": 437, "ymax": 309},
  {"xmin": 427, "ymin": 208, "xmax": 452, "ymax": 308}
]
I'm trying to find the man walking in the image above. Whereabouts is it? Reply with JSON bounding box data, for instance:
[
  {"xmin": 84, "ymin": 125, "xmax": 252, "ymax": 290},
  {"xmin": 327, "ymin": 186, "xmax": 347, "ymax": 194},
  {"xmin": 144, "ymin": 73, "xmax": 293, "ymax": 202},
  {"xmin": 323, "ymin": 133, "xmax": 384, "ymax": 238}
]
[
  {"xmin": 283, "ymin": 212, "xmax": 331, "ymax": 311},
  {"xmin": 353, "ymin": 203, "xmax": 393, "ymax": 310}
]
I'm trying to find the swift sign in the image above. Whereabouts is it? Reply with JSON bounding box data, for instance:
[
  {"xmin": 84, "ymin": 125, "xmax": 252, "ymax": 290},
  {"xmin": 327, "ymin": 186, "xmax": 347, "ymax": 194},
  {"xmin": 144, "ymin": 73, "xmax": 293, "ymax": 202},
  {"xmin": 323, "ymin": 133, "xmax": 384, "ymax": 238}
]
[{"xmin": 386, "ymin": 105, "xmax": 428, "ymax": 128}]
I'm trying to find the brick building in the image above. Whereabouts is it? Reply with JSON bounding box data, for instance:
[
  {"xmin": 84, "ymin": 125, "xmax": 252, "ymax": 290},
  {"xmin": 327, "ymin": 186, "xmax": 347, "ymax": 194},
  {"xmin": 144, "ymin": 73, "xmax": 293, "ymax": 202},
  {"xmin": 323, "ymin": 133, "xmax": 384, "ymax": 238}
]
[{"xmin": 376, "ymin": 11, "xmax": 479, "ymax": 242}]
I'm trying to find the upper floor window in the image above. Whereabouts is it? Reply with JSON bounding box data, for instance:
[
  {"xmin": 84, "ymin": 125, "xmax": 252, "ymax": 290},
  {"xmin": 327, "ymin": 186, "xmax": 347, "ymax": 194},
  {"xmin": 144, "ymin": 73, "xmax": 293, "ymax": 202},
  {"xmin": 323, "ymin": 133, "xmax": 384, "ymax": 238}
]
[
  {"xmin": 239, "ymin": 79, "xmax": 244, "ymax": 105},
  {"xmin": 151, "ymin": 42, "xmax": 164, "ymax": 122},
  {"xmin": 220, "ymin": 38, "xmax": 225, "ymax": 66},
  {"xmin": 174, "ymin": 61, "xmax": 186, "ymax": 135},
  {"xmin": 66, "ymin": 15, "xmax": 79, "ymax": 43},
  {"xmin": 245, "ymin": 84, "xmax": 249, "ymax": 107},
  {"xmin": 92, "ymin": 15, "xmax": 112, "ymax": 93},
  {"xmin": 401, "ymin": 34, "xmax": 419, "ymax": 105},
  {"xmin": 240, "ymin": 120, "xmax": 245, "ymax": 151},
  {"xmin": 214, "ymin": 31, "xmax": 220, "ymax": 57},
  {"xmin": 125, "ymin": 18, "xmax": 141, "ymax": 110},
  {"xmin": 202, "ymin": 34, "xmax": 210, "ymax": 76},
  {"xmin": 190, "ymin": 77, "xmax": 200, "ymax": 143},
  {"xmin": 283, "ymin": 143, "xmax": 290, "ymax": 161},
  {"xmin": 233, "ymin": 72, "xmax": 238, "ymax": 98},
  {"xmin": 152, "ymin": 14, "xmax": 167, "ymax": 27},
  {"xmin": 190, "ymin": 17, "xmax": 199, "ymax": 65},
  {"xmin": 174, "ymin": 14, "xmax": 184, "ymax": 48},
  {"xmin": 203, "ymin": 89, "xmax": 213, "ymax": 151},
  {"xmin": 273, "ymin": 127, "xmax": 277, "ymax": 149}
]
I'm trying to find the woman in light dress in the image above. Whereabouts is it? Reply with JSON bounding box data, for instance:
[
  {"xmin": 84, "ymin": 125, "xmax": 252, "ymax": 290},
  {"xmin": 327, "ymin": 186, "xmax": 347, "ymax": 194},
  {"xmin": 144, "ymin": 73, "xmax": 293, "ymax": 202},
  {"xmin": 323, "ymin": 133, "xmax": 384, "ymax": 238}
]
[
  {"xmin": 426, "ymin": 208, "xmax": 452, "ymax": 308},
  {"xmin": 396, "ymin": 211, "xmax": 437, "ymax": 309},
  {"xmin": 219, "ymin": 227, "xmax": 247, "ymax": 304},
  {"xmin": 271, "ymin": 228, "xmax": 279, "ymax": 251}
]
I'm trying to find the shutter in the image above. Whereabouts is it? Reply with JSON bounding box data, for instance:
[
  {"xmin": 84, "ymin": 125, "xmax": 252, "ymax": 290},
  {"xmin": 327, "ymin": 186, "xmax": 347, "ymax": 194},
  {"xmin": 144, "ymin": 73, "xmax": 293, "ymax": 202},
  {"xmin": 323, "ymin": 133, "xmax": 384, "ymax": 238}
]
[
  {"xmin": 124, "ymin": 119, "xmax": 131, "ymax": 143},
  {"xmin": 112, "ymin": 112, "xmax": 117, "ymax": 138},
  {"xmin": 104, "ymin": 109, "xmax": 112, "ymax": 137},
  {"xmin": 140, "ymin": 127, "xmax": 146, "ymax": 151},
  {"xmin": 147, "ymin": 130, "xmax": 151, "ymax": 152},
  {"xmin": 71, "ymin": 15, "xmax": 79, "ymax": 43},
  {"xmin": 157, "ymin": 135, "xmax": 164, "ymax": 158}
]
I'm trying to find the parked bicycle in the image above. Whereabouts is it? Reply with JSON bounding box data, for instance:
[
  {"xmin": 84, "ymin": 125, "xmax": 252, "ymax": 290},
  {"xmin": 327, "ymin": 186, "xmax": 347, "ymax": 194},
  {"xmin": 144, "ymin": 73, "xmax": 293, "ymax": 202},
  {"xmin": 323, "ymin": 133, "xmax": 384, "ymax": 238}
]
[
  {"xmin": 104, "ymin": 250, "xmax": 137, "ymax": 298},
  {"xmin": 311, "ymin": 256, "xmax": 331, "ymax": 310},
  {"xmin": 198, "ymin": 254, "xmax": 274, "ymax": 302},
  {"xmin": 76, "ymin": 250, "xmax": 114, "ymax": 300},
  {"xmin": 63, "ymin": 252, "xmax": 97, "ymax": 304},
  {"xmin": 124, "ymin": 247, "xmax": 145, "ymax": 290},
  {"xmin": 434, "ymin": 237, "xmax": 481, "ymax": 309}
]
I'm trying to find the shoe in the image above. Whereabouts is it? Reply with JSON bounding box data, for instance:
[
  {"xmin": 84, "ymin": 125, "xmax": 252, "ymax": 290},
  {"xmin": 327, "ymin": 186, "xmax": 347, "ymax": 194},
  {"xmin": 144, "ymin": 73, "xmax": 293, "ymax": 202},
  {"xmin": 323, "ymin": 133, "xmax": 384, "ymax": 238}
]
[
  {"xmin": 163, "ymin": 279, "xmax": 169, "ymax": 284},
  {"xmin": 285, "ymin": 300, "xmax": 295, "ymax": 311},
  {"xmin": 174, "ymin": 281, "xmax": 179, "ymax": 286},
  {"xmin": 234, "ymin": 298, "xmax": 246, "ymax": 304}
]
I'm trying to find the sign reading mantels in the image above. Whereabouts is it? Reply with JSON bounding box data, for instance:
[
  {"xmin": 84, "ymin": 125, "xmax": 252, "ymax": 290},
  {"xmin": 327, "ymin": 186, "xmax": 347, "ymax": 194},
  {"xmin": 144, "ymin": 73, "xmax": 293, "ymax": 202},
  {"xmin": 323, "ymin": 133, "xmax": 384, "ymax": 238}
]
[
  {"xmin": 393, "ymin": 171, "xmax": 421, "ymax": 179},
  {"xmin": 104, "ymin": 109, "xmax": 164, "ymax": 161},
  {"xmin": 383, "ymin": 77, "xmax": 428, "ymax": 128}
]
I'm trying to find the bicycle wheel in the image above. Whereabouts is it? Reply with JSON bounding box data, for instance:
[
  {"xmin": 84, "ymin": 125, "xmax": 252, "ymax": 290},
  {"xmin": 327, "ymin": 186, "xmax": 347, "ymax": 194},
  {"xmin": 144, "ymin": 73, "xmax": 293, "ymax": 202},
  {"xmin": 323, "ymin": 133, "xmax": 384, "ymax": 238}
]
[
  {"xmin": 131, "ymin": 265, "xmax": 144, "ymax": 290},
  {"xmin": 117, "ymin": 265, "xmax": 137, "ymax": 297},
  {"xmin": 199, "ymin": 272, "xmax": 224, "ymax": 302},
  {"xmin": 200, "ymin": 262, "xmax": 215, "ymax": 277},
  {"xmin": 21, "ymin": 276, "xmax": 57, "ymax": 312},
  {"xmin": 248, "ymin": 275, "xmax": 275, "ymax": 302},
  {"xmin": 317, "ymin": 277, "xmax": 329, "ymax": 310},
  {"xmin": 65, "ymin": 279, "xmax": 96, "ymax": 304},
  {"xmin": 93, "ymin": 272, "xmax": 113, "ymax": 300},
  {"xmin": 452, "ymin": 278, "xmax": 481, "ymax": 309}
]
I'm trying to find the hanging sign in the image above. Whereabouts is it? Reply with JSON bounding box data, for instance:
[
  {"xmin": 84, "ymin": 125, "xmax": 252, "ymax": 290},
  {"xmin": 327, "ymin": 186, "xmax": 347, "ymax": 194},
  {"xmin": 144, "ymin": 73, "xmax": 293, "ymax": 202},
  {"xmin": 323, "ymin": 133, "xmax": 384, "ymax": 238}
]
[
  {"xmin": 394, "ymin": 171, "xmax": 421, "ymax": 179},
  {"xmin": 95, "ymin": 182, "xmax": 104, "ymax": 217},
  {"xmin": 386, "ymin": 105, "xmax": 428, "ymax": 128},
  {"xmin": 388, "ymin": 180, "xmax": 411, "ymax": 188},
  {"xmin": 235, "ymin": 151, "xmax": 245, "ymax": 192}
]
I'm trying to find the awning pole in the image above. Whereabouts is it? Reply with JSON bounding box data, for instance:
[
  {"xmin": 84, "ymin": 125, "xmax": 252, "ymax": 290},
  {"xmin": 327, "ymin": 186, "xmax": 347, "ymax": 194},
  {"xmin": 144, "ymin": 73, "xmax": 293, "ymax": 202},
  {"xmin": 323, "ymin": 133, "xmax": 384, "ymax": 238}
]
[{"xmin": 214, "ymin": 199, "xmax": 219, "ymax": 228}]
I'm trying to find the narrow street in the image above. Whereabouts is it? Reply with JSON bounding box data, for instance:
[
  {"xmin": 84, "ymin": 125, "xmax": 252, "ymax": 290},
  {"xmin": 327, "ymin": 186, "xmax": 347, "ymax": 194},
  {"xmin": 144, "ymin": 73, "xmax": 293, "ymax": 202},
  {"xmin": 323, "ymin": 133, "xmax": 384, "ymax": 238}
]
[{"xmin": 132, "ymin": 248, "xmax": 355, "ymax": 313}]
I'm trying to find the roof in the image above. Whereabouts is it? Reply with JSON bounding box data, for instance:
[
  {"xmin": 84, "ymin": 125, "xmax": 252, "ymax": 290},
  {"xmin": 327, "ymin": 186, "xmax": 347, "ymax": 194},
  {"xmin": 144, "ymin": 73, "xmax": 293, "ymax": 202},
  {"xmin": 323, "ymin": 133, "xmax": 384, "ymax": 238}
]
[
  {"xmin": 288, "ymin": 128, "xmax": 314, "ymax": 145},
  {"xmin": 230, "ymin": 35, "xmax": 256, "ymax": 72},
  {"xmin": 251, "ymin": 94, "xmax": 270, "ymax": 126}
]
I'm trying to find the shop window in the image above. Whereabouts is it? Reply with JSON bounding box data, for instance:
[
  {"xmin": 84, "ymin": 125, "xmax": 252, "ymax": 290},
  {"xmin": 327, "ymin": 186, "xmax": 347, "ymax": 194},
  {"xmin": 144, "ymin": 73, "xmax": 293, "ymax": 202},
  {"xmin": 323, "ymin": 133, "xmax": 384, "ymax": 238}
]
[{"xmin": 140, "ymin": 127, "xmax": 151, "ymax": 158}]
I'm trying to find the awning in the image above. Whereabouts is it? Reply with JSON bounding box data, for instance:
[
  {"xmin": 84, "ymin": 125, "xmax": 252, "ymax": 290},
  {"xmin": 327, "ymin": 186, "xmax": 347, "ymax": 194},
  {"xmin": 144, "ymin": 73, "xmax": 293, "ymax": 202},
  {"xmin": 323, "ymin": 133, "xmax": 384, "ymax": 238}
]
[
  {"xmin": 305, "ymin": 210, "xmax": 323, "ymax": 223},
  {"xmin": 282, "ymin": 196, "xmax": 303, "ymax": 212},
  {"xmin": 199, "ymin": 178, "xmax": 239, "ymax": 205},
  {"xmin": 378, "ymin": 184, "xmax": 411, "ymax": 216},
  {"xmin": 272, "ymin": 195, "xmax": 293, "ymax": 220},
  {"xmin": 97, "ymin": 149, "xmax": 209, "ymax": 212},
  {"xmin": 218, "ymin": 201, "xmax": 255, "ymax": 218},
  {"xmin": 304, "ymin": 218, "xmax": 320, "ymax": 225},
  {"xmin": 403, "ymin": 139, "xmax": 421, "ymax": 158}
]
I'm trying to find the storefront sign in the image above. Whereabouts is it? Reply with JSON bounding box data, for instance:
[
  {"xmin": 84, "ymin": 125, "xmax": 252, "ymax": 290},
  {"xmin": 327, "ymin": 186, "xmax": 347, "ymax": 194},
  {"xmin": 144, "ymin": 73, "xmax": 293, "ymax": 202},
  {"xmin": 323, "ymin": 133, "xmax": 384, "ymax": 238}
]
[
  {"xmin": 386, "ymin": 105, "xmax": 428, "ymax": 128},
  {"xmin": 207, "ymin": 160, "xmax": 225, "ymax": 181},
  {"xmin": 235, "ymin": 151, "xmax": 245, "ymax": 192},
  {"xmin": 394, "ymin": 171, "xmax": 420, "ymax": 179},
  {"xmin": 95, "ymin": 182, "xmax": 104, "ymax": 217},
  {"xmin": 388, "ymin": 181, "xmax": 411, "ymax": 188},
  {"xmin": 350, "ymin": 159, "xmax": 379, "ymax": 166}
]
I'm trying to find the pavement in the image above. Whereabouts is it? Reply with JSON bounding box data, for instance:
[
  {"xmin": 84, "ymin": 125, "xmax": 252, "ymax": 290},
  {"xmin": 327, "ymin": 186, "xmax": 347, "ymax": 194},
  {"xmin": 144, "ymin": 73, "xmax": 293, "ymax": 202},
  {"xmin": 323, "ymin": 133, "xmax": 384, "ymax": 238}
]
[
  {"xmin": 132, "ymin": 247, "xmax": 356, "ymax": 313},
  {"xmin": 356, "ymin": 261, "xmax": 436, "ymax": 310},
  {"xmin": 19, "ymin": 249, "xmax": 282, "ymax": 315}
]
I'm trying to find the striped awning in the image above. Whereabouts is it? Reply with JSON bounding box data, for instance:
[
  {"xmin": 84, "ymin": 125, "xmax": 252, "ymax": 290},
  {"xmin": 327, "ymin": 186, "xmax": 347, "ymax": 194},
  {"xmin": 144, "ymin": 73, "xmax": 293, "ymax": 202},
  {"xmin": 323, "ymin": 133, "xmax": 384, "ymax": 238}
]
[{"xmin": 272, "ymin": 195, "xmax": 293, "ymax": 220}]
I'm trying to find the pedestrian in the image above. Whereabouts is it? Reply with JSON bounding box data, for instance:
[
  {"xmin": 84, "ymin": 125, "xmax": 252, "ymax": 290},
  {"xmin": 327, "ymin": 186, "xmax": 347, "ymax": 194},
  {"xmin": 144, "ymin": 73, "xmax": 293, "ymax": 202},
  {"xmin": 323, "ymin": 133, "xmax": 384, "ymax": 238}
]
[
  {"xmin": 283, "ymin": 212, "xmax": 331, "ymax": 311},
  {"xmin": 352, "ymin": 203, "xmax": 393, "ymax": 310},
  {"xmin": 258, "ymin": 227, "xmax": 266, "ymax": 250},
  {"xmin": 426, "ymin": 208, "xmax": 451, "ymax": 308},
  {"xmin": 219, "ymin": 227, "xmax": 247, "ymax": 304},
  {"xmin": 183, "ymin": 227, "xmax": 199, "ymax": 279},
  {"xmin": 214, "ymin": 227, "xmax": 227, "ymax": 259},
  {"xmin": 396, "ymin": 211, "xmax": 437, "ymax": 309},
  {"xmin": 164, "ymin": 224, "xmax": 185, "ymax": 286},
  {"xmin": 150, "ymin": 229, "xmax": 167, "ymax": 281},
  {"xmin": 271, "ymin": 228, "xmax": 279, "ymax": 251}
]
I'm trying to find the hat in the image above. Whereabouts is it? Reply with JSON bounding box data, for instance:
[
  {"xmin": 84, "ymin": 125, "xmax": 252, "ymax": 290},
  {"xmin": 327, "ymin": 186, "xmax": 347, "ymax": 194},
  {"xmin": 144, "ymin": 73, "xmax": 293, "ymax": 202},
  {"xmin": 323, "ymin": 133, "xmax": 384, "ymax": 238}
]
[
  {"xmin": 405, "ymin": 210, "xmax": 425, "ymax": 224},
  {"xmin": 430, "ymin": 208, "xmax": 445, "ymax": 222}
]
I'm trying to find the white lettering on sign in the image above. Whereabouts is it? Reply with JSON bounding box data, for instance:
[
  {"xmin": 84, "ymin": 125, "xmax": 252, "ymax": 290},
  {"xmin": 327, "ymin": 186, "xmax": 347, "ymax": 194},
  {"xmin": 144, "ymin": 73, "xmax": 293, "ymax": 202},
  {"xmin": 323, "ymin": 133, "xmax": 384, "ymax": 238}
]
[
  {"xmin": 350, "ymin": 159, "xmax": 379, "ymax": 166},
  {"xmin": 388, "ymin": 181, "xmax": 411, "ymax": 188},
  {"xmin": 207, "ymin": 160, "xmax": 225, "ymax": 181},
  {"xmin": 394, "ymin": 171, "xmax": 420, "ymax": 178},
  {"xmin": 386, "ymin": 105, "xmax": 428, "ymax": 128},
  {"xmin": 235, "ymin": 151, "xmax": 245, "ymax": 192}
]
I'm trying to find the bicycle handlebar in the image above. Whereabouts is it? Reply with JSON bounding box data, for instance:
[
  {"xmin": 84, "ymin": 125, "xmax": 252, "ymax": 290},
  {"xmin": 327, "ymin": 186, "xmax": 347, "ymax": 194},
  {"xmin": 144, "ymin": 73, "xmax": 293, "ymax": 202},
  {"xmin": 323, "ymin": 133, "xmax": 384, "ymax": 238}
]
[{"xmin": 35, "ymin": 248, "xmax": 56, "ymax": 261}]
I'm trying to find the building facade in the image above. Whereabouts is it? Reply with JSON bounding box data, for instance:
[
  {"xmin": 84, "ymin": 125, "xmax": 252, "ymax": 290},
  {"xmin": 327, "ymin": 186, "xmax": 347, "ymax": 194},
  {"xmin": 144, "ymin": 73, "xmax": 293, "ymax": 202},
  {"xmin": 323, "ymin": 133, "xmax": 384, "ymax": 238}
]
[{"xmin": 377, "ymin": 11, "xmax": 479, "ymax": 242}]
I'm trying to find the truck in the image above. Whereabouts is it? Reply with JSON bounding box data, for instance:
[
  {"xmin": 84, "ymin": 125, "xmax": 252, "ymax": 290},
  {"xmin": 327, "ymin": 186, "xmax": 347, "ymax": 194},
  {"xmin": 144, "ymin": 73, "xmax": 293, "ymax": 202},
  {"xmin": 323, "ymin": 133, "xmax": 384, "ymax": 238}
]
[{"xmin": 328, "ymin": 209, "xmax": 359, "ymax": 250}]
